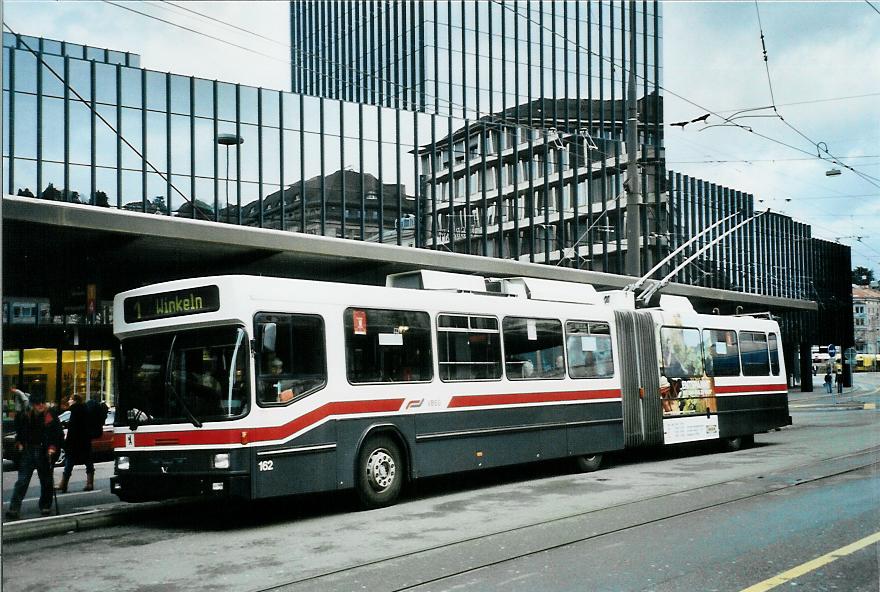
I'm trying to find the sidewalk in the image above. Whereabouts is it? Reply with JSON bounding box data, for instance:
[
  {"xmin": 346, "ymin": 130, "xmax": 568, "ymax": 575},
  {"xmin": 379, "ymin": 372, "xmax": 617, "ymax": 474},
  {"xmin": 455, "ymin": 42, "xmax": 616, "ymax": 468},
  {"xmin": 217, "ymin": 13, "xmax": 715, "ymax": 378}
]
[
  {"xmin": 787, "ymin": 380, "xmax": 875, "ymax": 410},
  {"xmin": 1, "ymin": 497, "xmax": 185, "ymax": 543}
]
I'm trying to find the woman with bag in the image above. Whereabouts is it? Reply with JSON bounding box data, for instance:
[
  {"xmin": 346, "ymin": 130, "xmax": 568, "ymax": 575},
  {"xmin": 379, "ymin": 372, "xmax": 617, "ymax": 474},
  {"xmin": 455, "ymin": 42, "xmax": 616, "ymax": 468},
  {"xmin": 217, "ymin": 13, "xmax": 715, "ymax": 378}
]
[{"xmin": 56, "ymin": 394, "xmax": 95, "ymax": 493}]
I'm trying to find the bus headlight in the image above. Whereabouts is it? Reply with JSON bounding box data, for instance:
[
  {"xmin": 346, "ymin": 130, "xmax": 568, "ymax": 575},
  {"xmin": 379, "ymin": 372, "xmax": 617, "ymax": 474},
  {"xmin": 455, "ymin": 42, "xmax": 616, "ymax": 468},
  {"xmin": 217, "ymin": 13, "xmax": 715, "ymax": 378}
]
[
  {"xmin": 117, "ymin": 456, "xmax": 130, "ymax": 471},
  {"xmin": 213, "ymin": 453, "xmax": 230, "ymax": 469}
]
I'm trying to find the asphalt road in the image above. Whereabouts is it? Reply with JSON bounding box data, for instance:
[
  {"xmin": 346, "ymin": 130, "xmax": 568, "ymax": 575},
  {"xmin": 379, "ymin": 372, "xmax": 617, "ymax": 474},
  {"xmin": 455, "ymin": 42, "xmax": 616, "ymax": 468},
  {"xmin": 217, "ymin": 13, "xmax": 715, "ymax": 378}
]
[{"xmin": 2, "ymin": 374, "xmax": 878, "ymax": 592}]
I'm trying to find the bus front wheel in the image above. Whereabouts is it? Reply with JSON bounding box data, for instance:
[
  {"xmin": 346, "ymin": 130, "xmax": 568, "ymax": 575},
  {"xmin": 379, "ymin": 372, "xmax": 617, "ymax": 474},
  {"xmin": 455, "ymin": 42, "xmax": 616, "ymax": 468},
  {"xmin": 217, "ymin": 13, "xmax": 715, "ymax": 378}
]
[
  {"xmin": 356, "ymin": 436, "xmax": 404, "ymax": 509},
  {"xmin": 574, "ymin": 453, "xmax": 603, "ymax": 473}
]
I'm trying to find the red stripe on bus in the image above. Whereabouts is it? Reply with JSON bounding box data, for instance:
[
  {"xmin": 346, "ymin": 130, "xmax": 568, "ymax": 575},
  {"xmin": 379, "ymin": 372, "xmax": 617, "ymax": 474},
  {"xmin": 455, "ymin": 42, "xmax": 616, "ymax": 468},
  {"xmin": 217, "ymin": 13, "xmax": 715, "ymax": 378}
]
[
  {"xmin": 448, "ymin": 389, "xmax": 622, "ymax": 408},
  {"xmin": 114, "ymin": 398, "xmax": 405, "ymax": 448},
  {"xmin": 714, "ymin": 384, "xmax": 787, "ymax": 394}
]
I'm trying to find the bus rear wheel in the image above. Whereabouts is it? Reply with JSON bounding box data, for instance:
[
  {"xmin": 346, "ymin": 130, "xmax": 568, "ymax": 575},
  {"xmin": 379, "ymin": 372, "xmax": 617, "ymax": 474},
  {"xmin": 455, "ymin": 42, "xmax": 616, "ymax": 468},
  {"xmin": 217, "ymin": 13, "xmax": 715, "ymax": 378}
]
[
  {"xmin": 356, "ymin": 436, "xmax": 404, "ymax": 509},
  {"xmin": 574, "ymin": 453, "xmax": 603, "ymax": 473},
  {"xmin": 722, "ymin": 436, "xmax": 743, "ymax": 452}
]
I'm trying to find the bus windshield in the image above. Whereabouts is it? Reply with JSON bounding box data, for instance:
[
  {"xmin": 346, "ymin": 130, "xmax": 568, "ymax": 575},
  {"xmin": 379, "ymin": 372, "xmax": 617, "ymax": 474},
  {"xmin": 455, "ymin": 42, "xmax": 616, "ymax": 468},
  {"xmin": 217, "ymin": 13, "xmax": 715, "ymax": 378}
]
[{"xmin": 118, "ymin": 325, "xmax": 250, "ymax": 426}]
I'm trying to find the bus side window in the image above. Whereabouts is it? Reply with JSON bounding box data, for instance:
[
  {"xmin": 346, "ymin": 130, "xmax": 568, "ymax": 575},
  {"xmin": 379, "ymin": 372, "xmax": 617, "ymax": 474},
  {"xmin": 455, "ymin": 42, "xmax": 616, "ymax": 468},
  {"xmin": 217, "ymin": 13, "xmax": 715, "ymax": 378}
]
[
  {"xmin": 503, "ymin": 317, "xmax": 564, "ymax": 380},
  {"xmin": 255, "ymin": 313, "xmax": 327, "ymax": 405},
  {"xmin": 702, "ymin": 329, "xmax": 741, "ymax": 377},
  {"xmin": 659, "ymin": 327, "xmax": 704, "ymax": 379},
  {"xmin": 740, "ymin": 331, "xmax": 770, "ymax": 376},
  {"xmin": 437, "ymin": 314, "xmax": 502, "ymax": 382},
  {"xmin": 344, "ymin": 308, "xmax": 433, "ymax": 384},
  {"xmin": 565, "ymin": 321, "xmax": 614, "ymax": 378}
]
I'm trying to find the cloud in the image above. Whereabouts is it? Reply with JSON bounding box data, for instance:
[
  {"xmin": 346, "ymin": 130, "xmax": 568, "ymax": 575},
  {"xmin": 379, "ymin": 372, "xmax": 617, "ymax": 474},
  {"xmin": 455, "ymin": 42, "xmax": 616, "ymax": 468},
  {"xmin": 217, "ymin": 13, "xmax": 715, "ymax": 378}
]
[{"xmin": 662, "ymin": 1, "xmax": 880, "ymax": 270}]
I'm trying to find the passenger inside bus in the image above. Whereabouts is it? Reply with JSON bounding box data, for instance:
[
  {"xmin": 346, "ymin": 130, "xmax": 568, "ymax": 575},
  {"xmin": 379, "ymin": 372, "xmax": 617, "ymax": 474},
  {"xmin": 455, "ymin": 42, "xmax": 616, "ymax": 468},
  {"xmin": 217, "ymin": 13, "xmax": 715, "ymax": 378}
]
[{"xmin": 259, "ymin": 355, "xmax": 295, "ymax": 403}]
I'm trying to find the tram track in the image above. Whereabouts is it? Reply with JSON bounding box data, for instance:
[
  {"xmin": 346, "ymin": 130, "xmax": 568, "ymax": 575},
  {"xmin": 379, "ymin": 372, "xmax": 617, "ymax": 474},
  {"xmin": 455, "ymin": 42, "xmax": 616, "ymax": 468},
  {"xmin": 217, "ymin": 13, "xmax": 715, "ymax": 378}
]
[{"xmin": 252, "ymin": 446, "xmax": 880, "ymax": 592}]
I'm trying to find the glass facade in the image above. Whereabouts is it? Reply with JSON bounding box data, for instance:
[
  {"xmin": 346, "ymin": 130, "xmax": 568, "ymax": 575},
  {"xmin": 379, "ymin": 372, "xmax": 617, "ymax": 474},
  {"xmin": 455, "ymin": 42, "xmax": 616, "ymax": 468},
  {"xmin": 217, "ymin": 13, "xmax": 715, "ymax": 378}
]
[
  {"xmin": 666, "ymin": 171, "xmax": 814, "ymax": 300},
  {"xmin": 292, "ymin": 0, "xmax": 666, "ymax": 272},
  {"xmin": 5, "ymin": 2, "xmax": 666, "ymax": 270}
]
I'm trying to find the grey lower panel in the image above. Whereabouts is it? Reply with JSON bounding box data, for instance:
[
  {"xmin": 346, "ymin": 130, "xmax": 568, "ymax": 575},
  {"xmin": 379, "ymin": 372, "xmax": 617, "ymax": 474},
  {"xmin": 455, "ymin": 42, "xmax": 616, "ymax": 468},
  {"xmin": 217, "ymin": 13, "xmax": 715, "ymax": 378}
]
[
  {"xmin": 252, "ymin": 401, "xmax": 624, "ymax": 497},
  {"xmin": 716, "ymin": 394, "xmax": 790, "ymax": 437}
]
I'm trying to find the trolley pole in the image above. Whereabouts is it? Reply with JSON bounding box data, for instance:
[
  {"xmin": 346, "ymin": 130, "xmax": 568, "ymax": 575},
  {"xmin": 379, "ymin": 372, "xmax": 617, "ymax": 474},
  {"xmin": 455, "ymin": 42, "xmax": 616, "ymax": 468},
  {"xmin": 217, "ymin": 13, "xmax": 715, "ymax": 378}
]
[{"xmin": 625, "ymin": 1, "xmax": 641, "ymax": 278}]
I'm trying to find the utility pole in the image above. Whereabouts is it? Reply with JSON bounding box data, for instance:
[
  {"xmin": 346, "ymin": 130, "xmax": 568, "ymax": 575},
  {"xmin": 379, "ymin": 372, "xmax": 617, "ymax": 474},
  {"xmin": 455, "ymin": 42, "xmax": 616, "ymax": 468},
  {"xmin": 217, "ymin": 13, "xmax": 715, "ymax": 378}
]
[{"xmin": 625, "ymin": 0, "xmax": 641, "ymax": 277}]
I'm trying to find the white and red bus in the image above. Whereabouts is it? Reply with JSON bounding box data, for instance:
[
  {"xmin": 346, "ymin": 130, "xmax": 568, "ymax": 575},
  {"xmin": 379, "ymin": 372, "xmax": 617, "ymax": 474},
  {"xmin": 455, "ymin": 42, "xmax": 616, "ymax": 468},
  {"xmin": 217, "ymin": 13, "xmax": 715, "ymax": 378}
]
[{"xmin": 110, "ymin": 271, "xmax": 789, "ymax": 508}]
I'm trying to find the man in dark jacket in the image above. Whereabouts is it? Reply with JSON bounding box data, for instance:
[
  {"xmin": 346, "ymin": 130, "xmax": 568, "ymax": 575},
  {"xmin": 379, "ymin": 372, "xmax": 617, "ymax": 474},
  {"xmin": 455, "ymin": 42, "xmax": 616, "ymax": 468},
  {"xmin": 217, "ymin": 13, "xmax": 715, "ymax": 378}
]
[
  {"xmin": 57, "ymin": 394, "xmax": 95, "ymax": 493},
  {"xmin": 5, "ymin": 392, "xmax": 63, "ymax": 519}
]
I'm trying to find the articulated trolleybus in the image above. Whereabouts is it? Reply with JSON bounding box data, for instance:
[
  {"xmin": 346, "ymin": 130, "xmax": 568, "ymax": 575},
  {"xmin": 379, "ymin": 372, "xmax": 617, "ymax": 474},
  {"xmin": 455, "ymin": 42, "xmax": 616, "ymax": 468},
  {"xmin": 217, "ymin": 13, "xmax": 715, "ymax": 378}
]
[{"xmin": 111, "ymin": 271, "xmax": 790, "ymax": 508}]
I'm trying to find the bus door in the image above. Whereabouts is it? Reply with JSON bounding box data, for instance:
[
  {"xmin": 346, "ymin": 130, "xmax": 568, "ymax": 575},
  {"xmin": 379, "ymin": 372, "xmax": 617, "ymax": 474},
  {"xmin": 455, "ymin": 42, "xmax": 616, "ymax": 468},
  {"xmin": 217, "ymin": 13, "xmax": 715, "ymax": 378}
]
[{"xmin": 614, "ymin": 310, "xmax": 663, "ymax": 447}]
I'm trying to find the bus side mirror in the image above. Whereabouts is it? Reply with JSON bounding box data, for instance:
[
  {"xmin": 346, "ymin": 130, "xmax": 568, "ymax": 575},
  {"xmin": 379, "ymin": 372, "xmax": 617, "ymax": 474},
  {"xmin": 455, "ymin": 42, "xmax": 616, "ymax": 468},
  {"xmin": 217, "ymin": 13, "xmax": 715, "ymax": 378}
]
[{"xmin": 260, "ymin": 323, "xmax": 277, "ymax": 353}]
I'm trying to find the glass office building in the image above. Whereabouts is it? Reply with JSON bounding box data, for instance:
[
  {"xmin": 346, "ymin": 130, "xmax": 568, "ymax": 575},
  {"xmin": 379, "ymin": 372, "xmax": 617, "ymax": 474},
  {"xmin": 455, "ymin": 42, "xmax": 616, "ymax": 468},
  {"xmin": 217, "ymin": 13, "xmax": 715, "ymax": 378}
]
[{"xmin": 293, "ymin": 1, "xmax": 665, "ymax": 272}]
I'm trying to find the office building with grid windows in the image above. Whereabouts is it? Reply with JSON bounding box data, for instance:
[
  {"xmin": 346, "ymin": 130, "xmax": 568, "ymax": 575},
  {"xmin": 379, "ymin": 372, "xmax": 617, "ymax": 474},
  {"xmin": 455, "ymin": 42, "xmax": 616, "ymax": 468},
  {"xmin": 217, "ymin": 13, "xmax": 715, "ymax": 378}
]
[{"xmin": 292, "ymin": 0, "xmax": 665, "ymax": 272}]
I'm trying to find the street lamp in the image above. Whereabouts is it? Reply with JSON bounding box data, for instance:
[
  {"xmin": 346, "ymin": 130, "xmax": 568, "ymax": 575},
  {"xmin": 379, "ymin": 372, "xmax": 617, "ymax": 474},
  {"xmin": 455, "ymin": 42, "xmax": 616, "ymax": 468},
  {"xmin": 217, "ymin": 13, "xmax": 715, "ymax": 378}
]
[{"xmin": 217, "ymin": 133, "xmax": 244, "ymax": 223}]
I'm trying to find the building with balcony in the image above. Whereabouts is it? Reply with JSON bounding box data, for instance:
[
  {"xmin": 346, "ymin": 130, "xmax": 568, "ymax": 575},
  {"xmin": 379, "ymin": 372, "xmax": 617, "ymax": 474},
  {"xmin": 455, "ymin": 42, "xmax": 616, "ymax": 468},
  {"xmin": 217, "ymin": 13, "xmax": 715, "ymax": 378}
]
[{"xmin": 853, "ymin": 286, "xmax": 880, "ymax": 354}]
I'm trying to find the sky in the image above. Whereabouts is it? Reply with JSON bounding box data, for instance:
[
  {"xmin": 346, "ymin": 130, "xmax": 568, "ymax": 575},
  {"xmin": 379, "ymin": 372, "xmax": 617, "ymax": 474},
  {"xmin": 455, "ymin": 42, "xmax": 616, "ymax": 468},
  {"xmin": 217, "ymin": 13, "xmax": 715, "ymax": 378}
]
[{"xmin": 5, "ymin": 0, "xmax": 879, "ymax": 274}]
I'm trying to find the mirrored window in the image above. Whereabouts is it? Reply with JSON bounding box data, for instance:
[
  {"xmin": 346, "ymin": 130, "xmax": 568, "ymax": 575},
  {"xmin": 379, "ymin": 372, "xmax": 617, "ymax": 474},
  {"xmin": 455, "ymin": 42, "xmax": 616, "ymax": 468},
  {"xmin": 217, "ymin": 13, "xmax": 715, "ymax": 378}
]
[
  {"xmin": 145, "ymin": 71, "xmax": 166, "ymax": 111},
  {"xmin": 170, "ymin": 74, "xmax": 191, "ymax": 116},
  {"xmin": 13, "ymin": 92, "xmax": 37, "ymax": 159},
  {"xmin": 12, "ymin": 49, "xmax": 37, "ymax": 94},
  {"xmin": 239, "ymin": 85, "xmax": 258, "ymax": 124},
  {"xmin": 194, "ymin": 78, "xmax": 214, "ymax": 118},
  {"xmin": 94, "ymin": 62, "xmax": 117, "ymax": 104},
  {"xmin": 120, "ymin": 67, "xmax": 142, "ymax": 108}
]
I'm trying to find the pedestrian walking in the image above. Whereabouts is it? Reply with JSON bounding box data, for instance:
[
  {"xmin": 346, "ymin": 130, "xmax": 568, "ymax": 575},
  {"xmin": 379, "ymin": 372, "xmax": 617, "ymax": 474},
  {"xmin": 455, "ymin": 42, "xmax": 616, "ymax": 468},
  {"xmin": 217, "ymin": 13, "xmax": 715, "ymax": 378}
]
[
  {"xmin": 5, "ymin": 392, "xmax": 63, "ymax": 520},
  {"xmin": 824, "ymin": 370, "xmax": 832, "ymax": 394},
  {"xmin": 835, "ymin": 370, "xmax": 843, "ymax": 394},
  {"xmin": 56, "ymin": 394, "xmax": 95, "ymax": 493}
]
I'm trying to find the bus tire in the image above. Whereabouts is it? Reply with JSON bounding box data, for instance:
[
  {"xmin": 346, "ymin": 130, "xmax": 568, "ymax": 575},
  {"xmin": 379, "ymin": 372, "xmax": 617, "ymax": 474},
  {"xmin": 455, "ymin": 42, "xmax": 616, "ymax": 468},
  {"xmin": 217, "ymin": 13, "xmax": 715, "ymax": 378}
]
[
  {"xmin": 356, "ymin": 435, "xmax": 404, "ymax": 509},
  {"xmin": 574, "ymin": 453, "xmax": 603, "ymax": 473}
]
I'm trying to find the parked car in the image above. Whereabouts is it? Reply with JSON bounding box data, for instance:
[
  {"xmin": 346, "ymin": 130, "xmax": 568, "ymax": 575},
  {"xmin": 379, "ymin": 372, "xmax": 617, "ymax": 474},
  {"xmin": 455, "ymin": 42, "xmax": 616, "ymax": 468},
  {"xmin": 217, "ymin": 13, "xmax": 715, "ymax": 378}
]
[{"xmin": 2, "ymin": 407, "xmax": 115, "ymax": 469}]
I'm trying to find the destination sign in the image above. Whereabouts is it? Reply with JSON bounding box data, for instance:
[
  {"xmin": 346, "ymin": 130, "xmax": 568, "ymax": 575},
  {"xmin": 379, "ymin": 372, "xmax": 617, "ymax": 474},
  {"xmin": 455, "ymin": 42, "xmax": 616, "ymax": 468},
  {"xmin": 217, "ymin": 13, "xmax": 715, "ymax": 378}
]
[{"xmin": 123, "ymin": 286, "xmax": 220, "ymax": 323}]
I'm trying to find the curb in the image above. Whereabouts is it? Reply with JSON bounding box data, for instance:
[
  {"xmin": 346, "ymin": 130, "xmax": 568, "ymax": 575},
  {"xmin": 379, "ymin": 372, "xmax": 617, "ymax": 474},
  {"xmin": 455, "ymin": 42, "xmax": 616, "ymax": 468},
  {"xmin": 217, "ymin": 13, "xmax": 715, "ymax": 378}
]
[
  {"xmin": 1, "ymin": 499, "xmax": 182, "ymax": 543},
  {"xmin": 789, "ymin": 402, "xmax": 872, "ymax": 411}
]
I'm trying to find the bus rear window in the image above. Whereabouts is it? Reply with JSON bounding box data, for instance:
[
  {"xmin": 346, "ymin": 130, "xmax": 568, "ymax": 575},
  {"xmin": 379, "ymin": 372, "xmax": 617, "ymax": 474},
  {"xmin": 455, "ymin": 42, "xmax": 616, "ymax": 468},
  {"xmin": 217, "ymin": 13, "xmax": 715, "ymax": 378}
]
[
  {"xmin": 768, "ymin": 333, "xmax": 780, "ymax": 376},
  {"xmin": 345, "ymin": 308, "xmax": 432, "ymax": 383}
]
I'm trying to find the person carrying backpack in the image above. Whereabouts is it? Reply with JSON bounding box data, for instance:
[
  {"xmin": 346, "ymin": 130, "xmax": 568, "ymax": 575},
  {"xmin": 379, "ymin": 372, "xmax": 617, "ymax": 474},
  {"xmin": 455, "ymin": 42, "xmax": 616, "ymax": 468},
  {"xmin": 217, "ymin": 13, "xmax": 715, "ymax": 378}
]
[{"xmin": 56, "ymin": 394, "xmax": 96, "ymax": 493}]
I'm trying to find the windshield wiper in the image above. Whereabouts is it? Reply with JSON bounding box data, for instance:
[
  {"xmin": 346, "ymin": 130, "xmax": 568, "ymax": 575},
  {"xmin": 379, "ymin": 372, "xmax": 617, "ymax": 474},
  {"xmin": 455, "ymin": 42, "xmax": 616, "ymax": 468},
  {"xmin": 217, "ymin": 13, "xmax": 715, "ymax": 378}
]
[{"xmin": 165, "ymin": 334, "xmax": 202, "ymax": 428}]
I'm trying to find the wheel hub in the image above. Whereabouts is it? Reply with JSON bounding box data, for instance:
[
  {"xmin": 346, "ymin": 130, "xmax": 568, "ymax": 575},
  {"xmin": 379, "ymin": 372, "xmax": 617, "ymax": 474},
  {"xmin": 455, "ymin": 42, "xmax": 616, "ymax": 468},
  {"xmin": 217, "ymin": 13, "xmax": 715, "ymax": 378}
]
[{"xmin": 366, "ymin": 449, "xmax": 396, "ymax": 491}]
